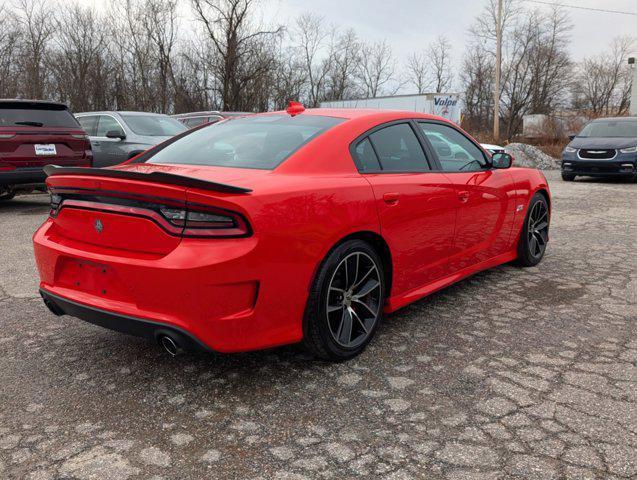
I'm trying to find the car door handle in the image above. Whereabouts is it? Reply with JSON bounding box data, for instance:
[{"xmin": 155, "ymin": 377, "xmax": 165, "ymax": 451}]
[
  {"xmin": 383, "ymin": 192, "xmax": 400, "ymax": 205},
  {"xmin": 457, "ymin": 190, "xmax": 470, "ymax": 203},
  {"xmin": 92, "ymin": 141, "xmax": 101, "ymax": 146}
]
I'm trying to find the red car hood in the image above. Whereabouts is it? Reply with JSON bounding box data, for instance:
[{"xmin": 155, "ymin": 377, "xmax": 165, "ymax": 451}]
[{"xmin": 114, "ymin": 163, "xmax": 272, "ymax": 191}]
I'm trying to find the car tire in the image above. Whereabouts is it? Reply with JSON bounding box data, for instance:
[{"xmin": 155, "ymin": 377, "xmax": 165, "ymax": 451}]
[
  {"xmin": 561, "ymin": 172, "xmax": 575, "ymax": 181},
  {"xmin": 515, "ymin": 193, "xmax": 550, "ymax": 267},
  {"xmin": 0, "ymin": 191, "xmax": 16, "ymax": 201},
  {"xmin": 303, "ymin": 239, "xmax": 385, "ymax": 361}
]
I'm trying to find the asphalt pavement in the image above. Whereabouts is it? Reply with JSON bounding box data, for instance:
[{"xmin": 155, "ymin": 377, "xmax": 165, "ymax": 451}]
[{"xmin": 0, "ymin": 171, "xmax": 635, "ymax": 479}]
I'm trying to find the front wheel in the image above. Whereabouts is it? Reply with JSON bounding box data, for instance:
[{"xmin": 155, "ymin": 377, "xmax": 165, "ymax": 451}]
[
  {"xmin": 515, "ymin": 193, "xmax": 550, "ymax": 267},
  {"xmin": 561, "ymin": 172, "xmax": 575, "ymax": 181},
  {"xmin": 303, "ymin": 240, "xmax": 385, "ymax": 361}
]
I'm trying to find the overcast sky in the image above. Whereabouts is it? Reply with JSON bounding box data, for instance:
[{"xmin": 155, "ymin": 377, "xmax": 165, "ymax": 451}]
[
  {"xmin": 264, "ymin": 0, "xmax": 637, "ymax": 58},
  {"xmin": 75, "ymin": 0, "xmax": 637, "ymax": 89}
]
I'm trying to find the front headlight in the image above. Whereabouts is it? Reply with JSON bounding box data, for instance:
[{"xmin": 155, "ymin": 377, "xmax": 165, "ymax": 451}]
[
  {"xmin": 619, "ymin": 146, "xmax": 637, "ymax": 153},
  {"xmin": 564, "ymin": 146, "xmax": 577, "ymax": 153}
]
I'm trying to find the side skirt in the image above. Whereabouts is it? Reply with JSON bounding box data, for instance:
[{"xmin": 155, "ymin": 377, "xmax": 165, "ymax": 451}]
[{"xmin": 384, "ymin": 250, "xmax": 518, "ymax": 313}]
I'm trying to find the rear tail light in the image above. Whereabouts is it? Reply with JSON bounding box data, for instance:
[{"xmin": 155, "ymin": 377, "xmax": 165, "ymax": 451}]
[
  {"xmin": 49, "ymin": 190, "xmax": 250, "ymax": 238},
  {"xmin": 0, "ymin": 133, "xmax": 16, "ymax": 139},
  {"xmin": 159, "ymin": 206, "xmax": 249, "ymax": 237}
]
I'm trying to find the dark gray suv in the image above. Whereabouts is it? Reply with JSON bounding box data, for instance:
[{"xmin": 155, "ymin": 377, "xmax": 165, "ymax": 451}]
[{"xmin": 75, "ymin": 111, "xmax": 187, "ymax": 167}]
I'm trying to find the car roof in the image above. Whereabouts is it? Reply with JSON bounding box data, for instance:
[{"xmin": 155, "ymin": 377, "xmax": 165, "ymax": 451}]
[
  {"xmin": 75, "ymin": 111, "xmax": 168, "ymax": 117},
  {"xmin": 267, "ymin": 108, "xmax": 449, "ymax": 123},
  {"xmin": 0, "ymin": 99, "xmax": 68, "ymax": 109},
  {"xmin": 172, "ymin": 111, "xmax": 222, "ymax": 118}
]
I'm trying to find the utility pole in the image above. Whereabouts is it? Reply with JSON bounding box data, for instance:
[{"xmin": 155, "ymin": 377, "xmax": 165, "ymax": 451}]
[{"xmin": 493, "ymin": 0, "xmax": 503, "ymax": 141}]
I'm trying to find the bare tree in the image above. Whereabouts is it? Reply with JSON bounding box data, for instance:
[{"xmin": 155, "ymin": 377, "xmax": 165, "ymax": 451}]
[
  {"xmin": 190, "ymin": 0, "xmax": 283, "ymax": 111},
  {"xmin": 406, "ymin": 52, "xmax": 430, "ymax": 94},
  {"xmin": 142, "ymin": 0, "xmax": 180, "ymax": 113},
  {"xmin": 0, "ymin": 5, "xmax": 21, "ymax": 98},
  {"xmin": 293, "ymin": 14, "xmax": 333, "ymax": 107},
  {"xmin": 464, "ymin": 1, "xmax": 572, "ymax": 138},
  {"xmin": 15, "ymin": 0, "xmax": 55, "ymax": 99},
  {"xmin": 49, "ymin": 4, "xmax": 108, "ymax": 111},
  {"xmin": 325, "ymin": 29, "xmax": 361, "ymax": 101},
  {"xmin": 573, "ymin": 36, "xmax": 634, "ymax": 116},
  {"xmin": 461, "ymin": 43, "xmax": 494, "ymax": 132},
  {"xmin": 358, "ymin": 40, "xmax": 396, "ymax": 98},
  {"xmin": 428, "ymin": 35, "xmax": 453, "ymax": 93}
]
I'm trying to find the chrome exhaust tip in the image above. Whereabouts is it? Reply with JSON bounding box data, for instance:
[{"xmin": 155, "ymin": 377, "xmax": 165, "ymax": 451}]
[{"xmin": 159, "ymin": 335, "xmax": 182, "ymax": 356}]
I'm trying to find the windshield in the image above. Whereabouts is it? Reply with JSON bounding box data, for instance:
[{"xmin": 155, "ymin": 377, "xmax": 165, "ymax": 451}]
[
  {"xmin": 578, "ymin": 121, "xmax": 637, "ymax": 138},
  {"xmin": 0, "ymin": 104, "xmax": 79, "ymax": 128},
  {"xmin": 146, "ymin": 114, "xmax": 345, "ymax": 170},
  {"xmin": 121, "ymin": 114, "xmax": 187, "ymax": 137}
]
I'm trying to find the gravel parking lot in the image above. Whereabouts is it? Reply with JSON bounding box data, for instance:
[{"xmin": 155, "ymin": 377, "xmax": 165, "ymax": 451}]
[{"xmin": 0, "ymin": 171, "xmax": 635, "ymax": 480}]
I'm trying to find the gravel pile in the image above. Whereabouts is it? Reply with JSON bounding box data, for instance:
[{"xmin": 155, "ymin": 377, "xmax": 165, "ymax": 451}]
[{"xmin": 505, "ymin": 143, "xmax": 559, "ymax": 170}]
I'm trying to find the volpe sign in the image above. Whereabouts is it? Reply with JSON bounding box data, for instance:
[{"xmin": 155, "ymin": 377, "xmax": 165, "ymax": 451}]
[{"xmin": 432, "ymin": 95, "xmax": 461, "ymax": 123}]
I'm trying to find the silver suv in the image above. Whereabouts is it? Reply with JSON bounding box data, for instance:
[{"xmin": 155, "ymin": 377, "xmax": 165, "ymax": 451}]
[{"xmin": 75, "ymin": 111, "xmax": 187, "ymax": 167}]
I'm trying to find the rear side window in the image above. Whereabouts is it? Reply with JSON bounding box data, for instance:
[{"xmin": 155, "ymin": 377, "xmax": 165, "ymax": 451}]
[
  {"xmin": 77, "ymin": 115, "xmax": 98, "ymax": 135},
  {"xmin": 147, "ymin": 114, "xmax": 345, "ymax": 170},
  {"xmin": 368, "ymin": 123, "xmax": 429, "ymax": 172},
  {"xmin": 0, "ymin": 103, "xmax": 79, "ymax": 128},
  {"xmin": 354, "ymin": 138, "xmax": 381, "ymax": 171}
]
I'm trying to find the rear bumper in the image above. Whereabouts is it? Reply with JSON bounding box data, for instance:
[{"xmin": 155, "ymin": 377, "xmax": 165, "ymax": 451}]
[
  {"xmin": 33, "ymin": 219, "xmax": 308, "ymax": 353},
  {"xmin": 40, "ymin": 288, "xmax": 211, "ymax": 352},
  {"xmin": 561, "ymin": 158, "xmax": 636, "ymax": 177},
  {"xmin": 0, "ymin": 167, "xmax": 46, "ymax": 185}
]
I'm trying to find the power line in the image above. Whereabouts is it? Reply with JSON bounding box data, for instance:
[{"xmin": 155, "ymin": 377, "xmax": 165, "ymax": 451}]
[{"xmin": 525, "ymin": 0, "xmax": 637, "ymax": 16}]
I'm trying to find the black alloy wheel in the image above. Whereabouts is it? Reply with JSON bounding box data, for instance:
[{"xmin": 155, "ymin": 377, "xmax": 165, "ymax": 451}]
[
  {"xmin": 303, "ymin": 239, "xmax": 385, "ymax": 361},
  {"xmin": 516, "ymin": 193, "xmax": 550, "ymax": 267}
]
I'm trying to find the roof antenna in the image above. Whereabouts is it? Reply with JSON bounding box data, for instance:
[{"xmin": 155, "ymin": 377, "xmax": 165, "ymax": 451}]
[{"xmin": 286, "ymin": 101, "xmax": 305, "ymax": 116}]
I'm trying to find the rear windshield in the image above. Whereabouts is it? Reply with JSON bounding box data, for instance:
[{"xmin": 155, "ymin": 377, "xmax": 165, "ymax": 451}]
[
  {"xmin": 579, "ymin": 121, "xmax": 637, "ymax": 138},
  {"xmin": 146, "ymin": 114, "xmax": 345, "ymax": 170},
  {"xmin": 0, "ymin": 103, "xmax": 79, "ymax": 128},
  {"xmin": 120, "ymin": 114, "xmax": 187, "ymax": 136}
]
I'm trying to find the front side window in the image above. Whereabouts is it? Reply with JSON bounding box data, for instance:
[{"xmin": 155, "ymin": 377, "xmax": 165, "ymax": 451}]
[
  {"xmin": 146, "ymin": 114, "xmax": 344, "ymax": 170},
  {"xmin": 418, "ymin": 122, "xmax": 486, "ymax": 172},
  {"xmin": 121, "ymin": 114, "xmax": 187, "ymax": 137},
  {"xmin": 96, "ymin": 115, "xmax": 124, "ymax": 137},
  {"xmin": 77, "ymin": 115, "xmax": 98, "ymax": 136},
  {"xmin": 367, "ymin": 123, "xmax": 429, "ymax": 172}
]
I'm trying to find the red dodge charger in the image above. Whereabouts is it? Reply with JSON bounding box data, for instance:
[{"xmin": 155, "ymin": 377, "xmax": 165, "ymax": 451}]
[{"xmin": 34, "ymin": 105, "xmax": 550, "ymax": 360}]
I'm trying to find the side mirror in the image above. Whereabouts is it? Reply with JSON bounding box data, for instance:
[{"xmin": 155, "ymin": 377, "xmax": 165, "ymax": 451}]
[
  {"xmin": 568, "ymin": 134, "xmax": 576, "ymax": 141},
  {"xmin": 492, "ymin": 152, "xmax": 512, "ymax": 169},
  {"xmin": 106, "ymin": 130, "xmax": 126, "ymax": 140}
]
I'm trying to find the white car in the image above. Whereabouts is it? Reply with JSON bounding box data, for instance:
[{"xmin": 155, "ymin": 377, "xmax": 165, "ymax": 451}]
[{"xmin": 481, "ymin": 143, "xmax": 506, "ymax": 155}]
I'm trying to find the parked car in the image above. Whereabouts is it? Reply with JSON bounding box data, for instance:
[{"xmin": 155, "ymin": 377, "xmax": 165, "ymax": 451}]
[
  {"xmin": 75, "ymin": 111, "xmax": 187, "ymax": 167},
  {"xmin": 35, "ymin": 104, "xmax": 550, "ymax": 361},
  {"xmin": 481, "ymin": 143, "xmax": 506, "ymax": 155},
  {"xmin": 172, "ymin": 111, "xmax": 250, "ymax": 129},
  {"xmin": 0, "ymin": 99, "xmax": 92, "ymax": 201},
  {"xmin": 561, "ymin": 117, "xmax": 637, "ymax": 181}
]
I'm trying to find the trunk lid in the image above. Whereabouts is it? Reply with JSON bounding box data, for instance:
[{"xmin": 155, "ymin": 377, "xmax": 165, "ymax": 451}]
[{"xmin": 46, "ymin": 163, "xmax": 258, "ymax": 255}]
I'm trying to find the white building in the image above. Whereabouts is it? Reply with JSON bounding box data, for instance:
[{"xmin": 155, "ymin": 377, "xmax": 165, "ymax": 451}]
[{"xmin": 320, "ymin": 93, "xmax": 463, "ymax": 124}]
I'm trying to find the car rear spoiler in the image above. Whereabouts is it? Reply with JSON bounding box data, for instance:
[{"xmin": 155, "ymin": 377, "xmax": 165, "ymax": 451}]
[{"xmin": 43, "ymin": 165, "xmax": 252, "ymax": 194}]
